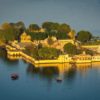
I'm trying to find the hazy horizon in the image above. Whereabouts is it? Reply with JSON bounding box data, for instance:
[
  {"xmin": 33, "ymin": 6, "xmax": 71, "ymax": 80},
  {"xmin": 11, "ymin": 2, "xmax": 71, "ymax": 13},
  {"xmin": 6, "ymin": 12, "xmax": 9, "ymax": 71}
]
[{"xmin": 0, "ymin": 0, "xmax": 100, "ymax": 35}]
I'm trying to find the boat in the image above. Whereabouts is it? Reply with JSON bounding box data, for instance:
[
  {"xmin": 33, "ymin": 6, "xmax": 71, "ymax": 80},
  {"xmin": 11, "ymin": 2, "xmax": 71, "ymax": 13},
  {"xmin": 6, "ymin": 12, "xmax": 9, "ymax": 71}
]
[
  {"xmin": 56, "ymin": 77, "xmax": 62, "ymax": 82},
  {"xmin": 11, "ymin": 73, "xmax": 19, "ymax": 80}
]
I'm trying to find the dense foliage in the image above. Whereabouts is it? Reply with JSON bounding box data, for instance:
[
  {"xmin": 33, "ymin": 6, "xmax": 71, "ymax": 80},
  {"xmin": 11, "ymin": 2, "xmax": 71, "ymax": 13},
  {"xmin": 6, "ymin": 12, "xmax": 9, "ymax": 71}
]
[
  {"xmin": 63, "ymin": 43, "xmax": 78, "ymax": 55},
  {"xmin": 0, "ymin": 21, "xmax": 96, "ymax": 47},
  {"xmin": 42, "ymin": 22, "xmax": 71, "ymax": 33},
  {"xmin": 76, "ymin": 30, "xmax": 92, "ymax": 42},
  {"xmin": 27, "ymin": 22, "xmax": 71, "ymax": 40},
  {"xmin": 24, "ymin": 45, "xmax": 62, "ymax": 60},
  {"xmin": 38, "ymin": 47, "xmax": 61, "ymax": 59},
  {"xmin": 28, "ymin": 24, "xmax": 40, "ymax": 32},
  {"xmin": 0, "ymin": 21, "xmax": 26, "ymax": 44}
]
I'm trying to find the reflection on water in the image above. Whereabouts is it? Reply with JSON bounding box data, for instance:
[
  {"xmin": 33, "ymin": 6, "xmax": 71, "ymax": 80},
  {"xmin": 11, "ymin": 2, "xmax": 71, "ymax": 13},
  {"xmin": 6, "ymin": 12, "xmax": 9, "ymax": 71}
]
[
  {"xmin": 1, "ymin": 48, "xmax": 100, "ymax": 81},
  {"xmin": 26, "ymin": 62, "xmax": 100, "ymax": 81},
  {"xmin": 27, "ymin": 64, "xmax": 59, "ymax": 80},
  {"xmin": 0, "ymin": 48, "xmax": 7, "ymax": 59},
  {"xmin": 76, "ymin": 63, "xmax": 92, "ymax": 76},
  {"xmin": 26, "ymin": 63, "xmax": 95, "ymax": 82},
  {"xmin": 1, "ymin": 51, "xmax": 100, "ymax": 100},
  {"xmin": 0, "ymin": 48, "xmax": 19, "ymax": 66},
  {"xmin": 64, "ymin": 66, "xmax": 76, "ymax": 82}
]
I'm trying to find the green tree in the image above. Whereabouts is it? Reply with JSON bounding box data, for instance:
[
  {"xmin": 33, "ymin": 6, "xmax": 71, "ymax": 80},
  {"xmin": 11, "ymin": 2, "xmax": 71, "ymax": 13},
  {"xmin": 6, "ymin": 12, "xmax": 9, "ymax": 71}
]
[
  {"xmin": 58, "ymin": 23, "xmax": 71, "ymax": 33},
  {"xmin": 56, "ymin": 32, "xmax": 68, "ymax": 39},
  {"xmin": 1, "ymin": 22, "xmax": 16, "ymax": 42},
  {"xmin": 0, "ymin": 30, "xmax": 6, "ymax": 45},
  {"xmin": 1, "ymin": 22, "xmax": 11, "ymax": 30},
  {"xmin": 9, "ymin": 21, "xmax": 26, "ymax": 40},
  {"xmin": 27, "ymin": 32, "xmax": 47, "ymax": 40},
  {"xmin": 15, "ymin": 21, "xmax": 26, "ymax": 32},
  {"xmin": 63, "ymin": 43, "xmax": 77, "ymax": 55},
  {"xmin": 42, "ymin": 22, "xmax": 54, "ymax": 32},
  {"xmin": 38, "ymin": 47, "xmax": 60, "ymax": 59},
  {"xmin": 15, "ymin": 21, "xmax": 26, "ymax": 40},
  {"xmin": 51, "ymin": 23, "xmax": 60, "ymax": 32},
  {"xmin": 9, "ymin": 23, "xmax": 21, "ymax": 40},
  {"xmin": 77, "ymin": 30, "xmax": 92, "ymax": 42},
  {"xmin": 24, "ymin": 46, "xmax": 39, "ymax": 59},
  {"xmin": 29, "ymin": 24, "xmax": 40, "ymax": 31},
  {"xmin": 42, "ymin": 22, "xmax": 71, "ymax": 34}
]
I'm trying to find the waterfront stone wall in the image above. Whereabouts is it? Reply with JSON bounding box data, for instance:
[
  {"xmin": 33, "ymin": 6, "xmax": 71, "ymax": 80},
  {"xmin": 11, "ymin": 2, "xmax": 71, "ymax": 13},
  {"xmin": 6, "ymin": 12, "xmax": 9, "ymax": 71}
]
[{"xmin": 6, "ymin": 43, "xmax": 100, "ymax": 65}]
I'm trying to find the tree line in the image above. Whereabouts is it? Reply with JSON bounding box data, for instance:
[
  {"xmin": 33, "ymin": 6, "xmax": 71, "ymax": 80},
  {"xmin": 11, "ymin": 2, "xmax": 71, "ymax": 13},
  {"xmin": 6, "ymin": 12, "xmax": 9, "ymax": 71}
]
[{"xmin": 0, "ymin": 21, "xmax": 93, "ymax": 45}]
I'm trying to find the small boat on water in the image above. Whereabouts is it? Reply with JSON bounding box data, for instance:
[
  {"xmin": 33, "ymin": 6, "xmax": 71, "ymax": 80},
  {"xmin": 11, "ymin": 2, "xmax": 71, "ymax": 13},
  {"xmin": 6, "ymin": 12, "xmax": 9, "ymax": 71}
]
[
  {"xmin": 11, "ymin": 73, "xmax": 19, "ymax": 80},
  {"xmin": 56, "ymin": 77, "xmax": 62, "ymax": 82}
]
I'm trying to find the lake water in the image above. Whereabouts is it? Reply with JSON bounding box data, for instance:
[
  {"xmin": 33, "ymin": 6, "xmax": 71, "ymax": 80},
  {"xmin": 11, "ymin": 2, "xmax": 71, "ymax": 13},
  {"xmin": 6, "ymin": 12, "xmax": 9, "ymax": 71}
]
[{"xmin": 0, "ymin": 55, "xmax": 100, "ymax": 100}]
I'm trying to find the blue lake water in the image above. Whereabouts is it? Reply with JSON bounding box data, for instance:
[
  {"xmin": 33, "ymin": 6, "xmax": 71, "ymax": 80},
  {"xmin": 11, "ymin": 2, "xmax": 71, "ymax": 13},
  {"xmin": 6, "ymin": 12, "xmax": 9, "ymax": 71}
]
[{"xmin": 0, "ymin": 57, "xmax": 100, "ymax": 100}]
